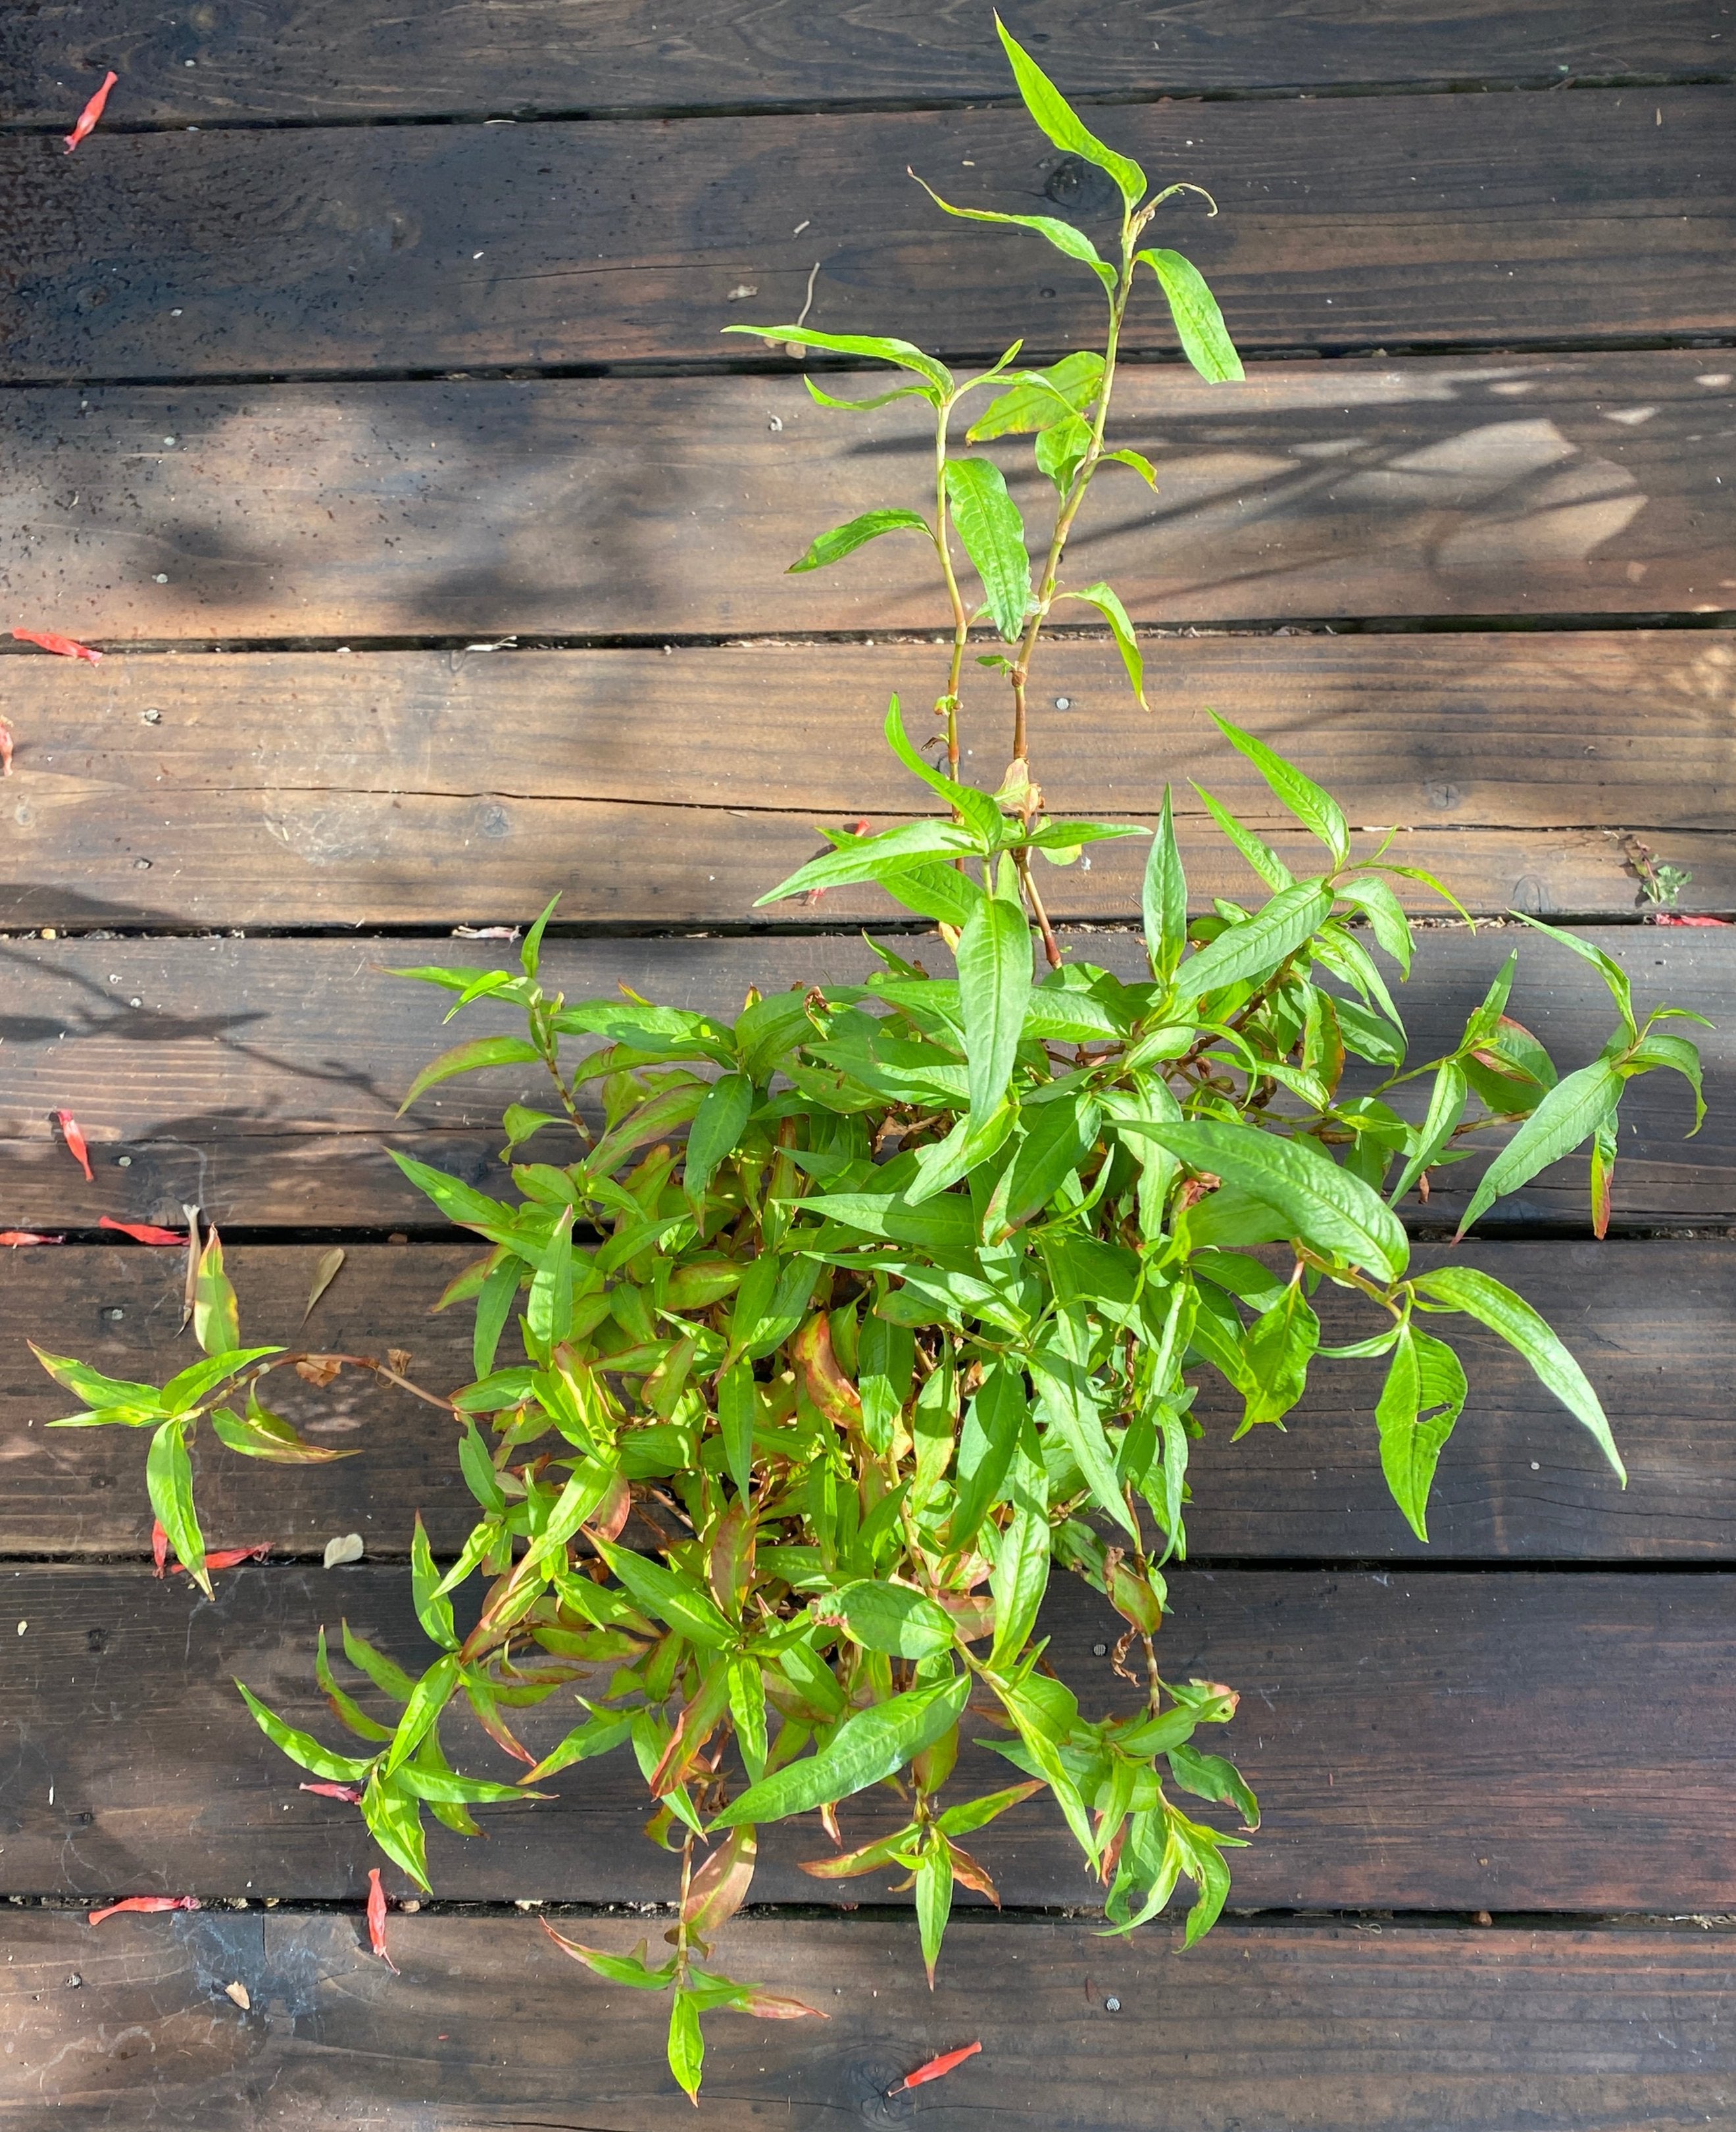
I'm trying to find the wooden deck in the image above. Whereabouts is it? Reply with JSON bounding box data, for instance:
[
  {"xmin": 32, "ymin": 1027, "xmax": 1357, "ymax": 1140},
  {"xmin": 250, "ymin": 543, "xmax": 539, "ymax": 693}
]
[{"xmin": 3, "ymin": 4, "xmax": 1733, "ymax": 2123}]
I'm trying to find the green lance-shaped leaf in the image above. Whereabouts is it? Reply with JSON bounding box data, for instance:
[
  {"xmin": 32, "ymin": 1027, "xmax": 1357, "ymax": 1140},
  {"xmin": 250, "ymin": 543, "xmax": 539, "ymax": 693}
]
[
  {"xmin": 955, "ymin": 891, "xmax": 1033, "ymax": 1119},
  {"xmin": 943, "ymin": 457, "xmax": 1031, "ymax": 644},
  {"xmin": 520, "ymin": 891, "xmax": 558, "ymax": 979},
  {"xmin": 786, "ymin": 507, "xmax": 932, "ymax": 574},
  {"xmin": 1208, "ymin": 710, "xmax": 1347, "ymax": 866},
  {"xmin": 1389, "ymin": 1058, "xmax": 1468, "ymax": 1208},
  {"xmin": 147, "ymin": 1416, "xmax": 209, "ymax": 1596},
  {"xmin": 1135, "ymin": 249, "xmax": 1244, "ymax": 382},
  {"xmin": 908, "ymin": 174, "xmax": 1117, "ymax": 289},
  {"xmin": 1142, "ymin": 1118, "xmax": 1410, "ymax": 1282},
  {"xmin": 720, "ymin": 323, "xmax": 955, "ymax": 400},
  {"xmin": 30, "ymin": 1348, "xmax": 164, "ymax": 1420},
  {"xmin": 1028, "ymin": 1305, "xmax": 1140, "ymax": 1540},
  {"xmin": 343, "ymin": 1622, "xmax": 416, "ymax": 1702},
  {"xmin": 754, "ymin": 819, "xmax": 981, "ymax": 906},
  {"xmin": 192, "ymin": 1228, "xmax": 241, "ymax": 1358},
  {"xmin": 989, "ymin": 1439, "xmax": 1051, "ymax": 1669},
  {"xmin": 1414, "ymin": 1264, "xmax": 1625, "ymax": 1483},
  {"xmin": 382, "ymin": 1652, "xmax": 462, "ymax": 1778},
  {"xmin": 1195, "ymin": 782, "xmax": 1293, "ymax": 893},
  {"xmin": 684, "ymin": 1071, "xmax": 753, "ymax": 1202},
  {"xmin": 916, "ymin": 1839, "xmax": 956, "ymax": 1989},
  {"xmin": 235, "ymin": 1680, "xmax": 371, "ymax": 1785},
  {"xmin": 210, "ymin": 1388, "xmax": 357, "ymax": 1464},
  {"xmin": 523, "ymin": 1706, "xmax": 635, "ymax": 1785},
  {"xmin": 1058, "ymin": 583, "xmax": 1146, "ymax": 708},
  {"xmin": 410, "ymin": 1512, "xmax": 459, "ymax": 1650},
  {"xmin": 1166, "ymin": 1743, "xmax": 1261, "ymax": 1831},
  {"xmin": 1168, "ymin": 880, "xmax": 1334, "ymax": 1005},
  {"xmin": 396, "ymin": 1035, "xmax": 544, "ymax": 1118},
  {"xmin": 883, "ymin": 694, "xmax": 1006, "ymax": 847},
  {"xmin": 360, "ymin": 1772, "xmax": 431, "ymax": 1893},
  {"xmin": 159, "ymin": 1347, "xmax": 280, "ymax": 1420},
  {"xmin": 1513, "ymin": 914, "xmax": 1637, "ymax": 1041},
  {"xmin": 823, "ymin": 1579, "xmax": 956, "ymax": 1661},
  {"xmin": 718, "ymin": 1358, "xmax": 757, "ymax": 1504},
  {"xmin": 593, "ymin": 1536, "xmax": 736, "ymax": 1650},
  {"xmin": 1141, "ymin": 787, "xmax": 1189, "ymax": 983},
  {"xmin": 1625, "ymin": 1028, "xmax": 1707, "ymax": 1134},
  {"xmin": 1336, "ymin": 874, "xmax": 1414, "ymax": 976},
  {"xmin": 968, "ymin": 352, "xmax": 1104, "ymax": 441},
  {"xmin": 1452, "ymin": 1057, "xmax": 1625, "ymax": 1240},
  {"xmin": 712, "ymin": 1672, "xmax": 970, "ymax": 1829},
  {"xmin": 1374, "ymin": 1324, "xmax": 1468, "ymax": 1543},
  {"xmin": 995, "ymin": 14, "xmax": 1147, "ymax": 207},
  {"xmin": 667, "ymin": 1989, "xmax": 705, "ymax": 2102}
]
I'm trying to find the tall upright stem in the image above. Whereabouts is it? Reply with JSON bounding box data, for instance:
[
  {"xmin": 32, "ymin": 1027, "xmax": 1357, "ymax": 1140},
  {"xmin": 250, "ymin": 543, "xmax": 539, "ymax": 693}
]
[{"xmin": 933, "ymin": 401, "xmax": 970, "ymax": 780}]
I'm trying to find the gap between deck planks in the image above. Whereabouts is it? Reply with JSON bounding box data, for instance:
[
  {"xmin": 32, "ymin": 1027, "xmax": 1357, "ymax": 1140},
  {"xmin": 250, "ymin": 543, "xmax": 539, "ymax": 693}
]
[
  {"xmin": 5, "ymin": 1560, "xmax": 1735, "ymax": 1910},
  {"xmin": 1, "ymin": 357, "xmax": 1729, "ymax": 642},
  {"xmin": 7, "ymin": 1912, "xmax": 1736, "ymax": 2131},
  {"xmin": 3, "ymin": 0, "xmax": 1724, "ymax": 122},
  {"xmin": 3, "ymin": 88, "xmax": 1731, "ymax": 381},
  {"xmin": 6, "ymin": 1238, "xmax": 1729, "ymax": 1560},
  {"xmin": 4, "ymin": 633, "xmax": 1734, "ymax": 928},
  {"xmin": 0, "ymin": 929, "xmax": 1724, "ymax": 1229}
]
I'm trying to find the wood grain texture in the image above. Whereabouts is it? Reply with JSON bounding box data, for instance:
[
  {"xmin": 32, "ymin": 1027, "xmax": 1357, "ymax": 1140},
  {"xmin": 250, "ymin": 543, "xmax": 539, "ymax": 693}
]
[
  {"xmin": 3, "ymin": 357, "xmax": 1728, "ymax": 641},
  {"xmin": 7, "ymin": 1911, "xmax": 1736, "ymax": 2131},
  {"xmin": 3, "ymin": 1561, "xmax": 1734, "ymax": 1910},
  {"xmin": 5, "ymin": 632, "xmax": 1735, "ymax": 928},
  {"xmin": 7, "ymin": 1239, "xmax": 1732, "ymax": 1560},
  {"xmin": 5, "ymin": 89, "xmax": 1731, "ymax": 381},
  {"xmin": 0, "ymin": 928, "xmax": 1725, "ymax": 1229},
  {"xmin": 3, "ymin": 0, "xmax": 1724, "ymax": 122}
]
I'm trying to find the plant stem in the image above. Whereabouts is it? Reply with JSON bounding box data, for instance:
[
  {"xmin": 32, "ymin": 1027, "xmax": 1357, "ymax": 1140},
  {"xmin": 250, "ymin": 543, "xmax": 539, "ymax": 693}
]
[{"xmin": 933, "ymin": 399, "xmax": 970, "ymax": 781}]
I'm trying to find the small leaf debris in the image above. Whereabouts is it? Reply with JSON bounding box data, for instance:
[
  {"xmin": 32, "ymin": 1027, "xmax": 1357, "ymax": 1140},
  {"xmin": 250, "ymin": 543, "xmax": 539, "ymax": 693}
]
[{"xmin": 303, "ymin": 1245, "xmax": 346, "ymax": 1324}]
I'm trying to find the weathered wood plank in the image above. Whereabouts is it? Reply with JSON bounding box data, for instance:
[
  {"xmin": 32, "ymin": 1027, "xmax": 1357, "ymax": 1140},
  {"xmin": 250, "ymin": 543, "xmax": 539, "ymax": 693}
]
[
  {"xmin": 5, "ymin": 632, "xmax": 1733, "ymax": 928},
  {"xmin": 3, "ymin": 0, "xmax": 1722, "ymax": 124},
  {"xmin": 5, "ymin": 89, "xmax": 1731, "ymax": 381},
  {"xmin": 7, "ymin": 1239, "xmax": 1731, "ymax": 1560},
  {"xmin": 6, "ymin": 1911, "xmax": 1735, "ymax": 2131},
  {"xmin": 3, "ymin": 357, "xmax": 1728, "ymax": 640},
  {"xmin": 4, "ymin": 1562, "xmax": 1733, "ymax": 1910},
  {"xmin": 0, "ymin": 929, "xmax": 1726, "ymax": 1228}
]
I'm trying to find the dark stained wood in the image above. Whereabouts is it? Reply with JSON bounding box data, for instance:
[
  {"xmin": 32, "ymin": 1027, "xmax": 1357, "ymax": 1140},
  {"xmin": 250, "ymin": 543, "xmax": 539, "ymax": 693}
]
[
  {"xmin": 8, "ymin": 1237, "xmax": 1736, "ymax": 1557},
  {"xmin": 3, "ymin": 0, "xmax": 1722, "ymax": 124},
  {"xmin": 7, "ymin": 1910, "xmax": 1736, "ymax": 2131},
  {"xmin": 7, "ymin": 1239, "xmax": 1735, "ymax": 1560},
  {"xmin": 2, "ymin": 357, "xmax": 1728, "ymax": 641},
  {"xmin": 0, "ymin": 928, "xmax": 1727, "ymax": 1229},
  {"xmin": 4, "ymin": 1561, "xmax": 1735, "ymax": 1910},
  {"xmin": 5, "ymin": 89, "xmax": 1732, "ymax": 381},
  {"xmin": 5, "ymin": 632, "xmax": 1735, "ymax": 928}
]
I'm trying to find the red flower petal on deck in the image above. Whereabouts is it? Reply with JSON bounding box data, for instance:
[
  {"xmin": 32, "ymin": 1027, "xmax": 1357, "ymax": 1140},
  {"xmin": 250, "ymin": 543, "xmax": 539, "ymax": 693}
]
[
  {"xmin": 99, "ymin": 1216, "xmax": 186, "ymax": 1245},
  {"xmin": 55, "ymin": 1110, "xmax": 95, "ymax": 1181},
  {"xmin": 366, "ymin": 1868, "xmax": 399, "ymax": 1973},
  {"xmin": 888, "ymin": 2041, "xmax": 983, "ymax": 2095},
  {"xmin": 88, "ymin": 1894, "xmax": 201, "ymax": 1926},
  {"xmin": 12, "ymin": 628, "xmax": 103, "ymax": 664},
  {"xmin": 0, "ymin": 1231, "xmax": 61, "ymax": 1247},
  {"xmin": 152, "ymin": 1520, "xmax": 168, "ymax": 1577},
  {"xmin": 63, "ymin": 72, "xmax": 118, "ymax": 155}
]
